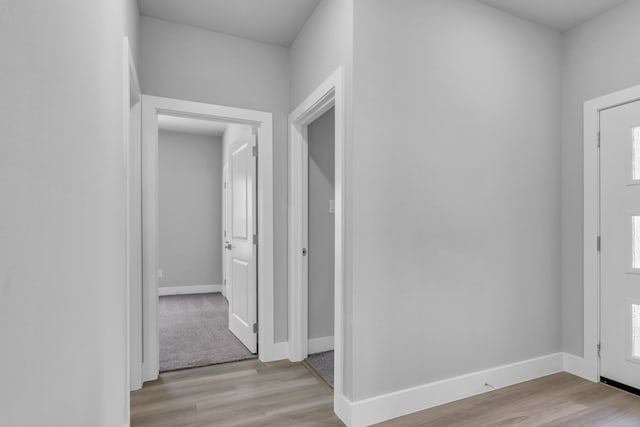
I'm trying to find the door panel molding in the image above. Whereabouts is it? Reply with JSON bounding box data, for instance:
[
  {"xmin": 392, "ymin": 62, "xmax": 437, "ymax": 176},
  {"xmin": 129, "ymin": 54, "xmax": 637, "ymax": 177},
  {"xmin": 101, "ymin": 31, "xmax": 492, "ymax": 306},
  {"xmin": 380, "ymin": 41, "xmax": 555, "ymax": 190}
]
[
  {"xmin": 581, "ymin": 84, "xmax": 640, "ymax": 384},
  {"xmin": 228, "ymin": 138, "xmax": 258, "ymax": 354}
]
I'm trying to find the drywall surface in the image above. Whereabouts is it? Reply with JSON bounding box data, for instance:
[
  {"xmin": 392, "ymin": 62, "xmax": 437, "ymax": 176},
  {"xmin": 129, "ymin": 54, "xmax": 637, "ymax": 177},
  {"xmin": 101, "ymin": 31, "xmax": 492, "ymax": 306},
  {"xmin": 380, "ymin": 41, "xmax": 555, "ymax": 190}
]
[
  {"xmin": 351, "ymin": 0, "xmax": 562, "ymax": 400},
  {"xmin": 561, "ymin": 0, "xmax": 640, "ymax": 357},
  {"xmin": 308, "ymin": 108, "xmax": 336, "ymax": 341},
  {"xmin": 140, "ymin": 16, "xmax": 290, "ymax": 342},
  {"xmin": 290, "ymin": 0, "xmax": 353, "ymax": 107},
  {"xmin": 126, "ymin": 0, "xmax": 140, "ymax": 64},
  {"xmin": 158, "ymin": 131, "xmax": 223, "ymax": 288},
  {"xmin": 0, "ymin": 0, "xmax": 137, "ymax": 425}
]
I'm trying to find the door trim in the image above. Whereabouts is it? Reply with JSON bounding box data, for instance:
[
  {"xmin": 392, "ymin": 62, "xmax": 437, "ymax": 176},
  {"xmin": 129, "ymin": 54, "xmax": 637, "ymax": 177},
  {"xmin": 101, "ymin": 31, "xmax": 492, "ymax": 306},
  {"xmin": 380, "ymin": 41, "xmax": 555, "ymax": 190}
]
[
  {"xmin": 582, "ymin": 84, "xmax": 640, "ymax": 383},
  {"xmin": 141, "ymin": 95, "xmax": 275, "ymax": 382},
  {"xmin": 124, "ymin": 36, "xmax": 142, "ymax": 399},
  {"xmin": 288, "ymin": 68, "xmax": 346, "ymax": 417}
]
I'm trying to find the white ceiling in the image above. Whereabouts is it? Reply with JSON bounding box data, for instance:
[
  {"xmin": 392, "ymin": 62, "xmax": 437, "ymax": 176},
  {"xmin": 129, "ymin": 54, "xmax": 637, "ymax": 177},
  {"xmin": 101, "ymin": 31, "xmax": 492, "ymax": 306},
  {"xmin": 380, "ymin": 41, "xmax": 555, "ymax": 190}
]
[
  {"xmin": 137, "ymin": 0, "xmax": 321, "ymax": 47},
  {"xmin": 478, "ymin": 0, "xmax": 628, "ymax": 32},
  {"xmin": 158, "ymin": 115, "xmax": 228, "ymax": 137}
]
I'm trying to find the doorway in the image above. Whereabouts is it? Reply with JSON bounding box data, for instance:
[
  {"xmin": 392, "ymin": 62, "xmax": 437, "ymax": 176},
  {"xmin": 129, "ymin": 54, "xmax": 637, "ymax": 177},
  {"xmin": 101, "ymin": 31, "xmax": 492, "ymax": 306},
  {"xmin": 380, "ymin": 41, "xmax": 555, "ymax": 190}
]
[
  {"xmin": 134, "ymin": 95, "xmax": 276, "ymax": 385},
  {"xmin": 303, "ymin": 107, "xmax": 336, "ymax": 388},
  {"xmin": 288, "ymin": 68, "xmax": 346, "ymax": 413},
  {"xmin": 583, "ymin": 84, "xmax": 640, "ymax": 391},
  {"xmin": 599, "ymin": 99, "xmax": 640, "ymax": 393},
  {"xmin": 154, "ymin": 116, "xmax": 257, "ymax": 372}
]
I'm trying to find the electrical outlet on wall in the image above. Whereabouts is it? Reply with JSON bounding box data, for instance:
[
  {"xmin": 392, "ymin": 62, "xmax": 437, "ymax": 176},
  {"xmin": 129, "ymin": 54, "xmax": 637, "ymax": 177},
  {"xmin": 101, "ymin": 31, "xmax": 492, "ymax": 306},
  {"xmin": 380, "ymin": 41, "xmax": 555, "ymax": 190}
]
[
  {"xmin": 157, "ymin": 269, "xmax": 163, "ymax": 279},
  {"xmin": 329, "ymin": 199, "xmax": 335, "ymax": 214}
]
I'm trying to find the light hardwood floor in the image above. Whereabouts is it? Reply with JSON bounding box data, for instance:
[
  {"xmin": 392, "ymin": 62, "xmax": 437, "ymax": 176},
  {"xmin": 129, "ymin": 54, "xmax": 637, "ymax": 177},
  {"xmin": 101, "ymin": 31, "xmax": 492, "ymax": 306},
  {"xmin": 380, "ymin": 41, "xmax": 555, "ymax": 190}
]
[
  {"xmin": 131, "ymin": 360, "xmax": 640, "ymax": 427},
  {"xmin": 377, "ymin": 372, "xmax": 640, "ymax": 426},
  {"xmin": 131, "ymin": 359, "xmax": 342, "ymax": 427}
]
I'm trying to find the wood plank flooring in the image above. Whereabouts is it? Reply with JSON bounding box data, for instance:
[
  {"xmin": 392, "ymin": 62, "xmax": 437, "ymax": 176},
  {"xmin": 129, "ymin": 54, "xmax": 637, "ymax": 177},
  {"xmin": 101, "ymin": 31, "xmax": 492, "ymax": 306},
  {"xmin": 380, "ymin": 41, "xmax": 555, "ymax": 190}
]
[
  {"xmin": 130, "ymin": 359, "xmax": 342, "ymax": 427},
  {"xmin": 377, "ymin": 372, "xmax": 640, "ymax": 426},
  {"xmin": 131, "ymin": 360, "xmax": 640, "ymax": 427}
]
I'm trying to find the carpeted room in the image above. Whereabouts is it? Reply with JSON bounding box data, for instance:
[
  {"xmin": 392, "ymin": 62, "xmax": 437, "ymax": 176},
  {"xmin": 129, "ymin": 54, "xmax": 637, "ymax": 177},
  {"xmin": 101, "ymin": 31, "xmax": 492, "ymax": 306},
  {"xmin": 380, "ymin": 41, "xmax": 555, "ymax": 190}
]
[
  {"xmin": 157, "ymin": 118, "xmax": 257, "ymax": 372},
  {"xmin": 158, "ymin": 293, "xmax": 254, "ymax": 371}
]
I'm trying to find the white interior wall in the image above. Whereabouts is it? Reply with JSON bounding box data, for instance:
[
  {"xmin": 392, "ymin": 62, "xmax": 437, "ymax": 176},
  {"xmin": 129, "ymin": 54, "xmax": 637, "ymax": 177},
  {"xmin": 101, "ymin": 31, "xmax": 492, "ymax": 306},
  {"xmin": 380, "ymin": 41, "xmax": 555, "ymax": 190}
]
[
  {"xmin": 351, "ymin": 0, "xmax": 562, "ymax": 401},
  {"xmin": 289, "ymin": 0, "xmax": 354, "ymax": 107},
  {"xmin": 140, "ymin": 16, "xmax": 290, "ymax": 342},
  {"xmin": 126, "ymin": 0, "xmax": 140, "ymax": 63},
  {"xmin": 158, "ymin": 131, "xmax": 223, "ymax": 289},
  {"xmin": 0, "ymin": 0, "xmax": 139, "ymax": 425},
  {"xmin": 560, "ymin": 0, "xmax": 640, "ymax": 357}
]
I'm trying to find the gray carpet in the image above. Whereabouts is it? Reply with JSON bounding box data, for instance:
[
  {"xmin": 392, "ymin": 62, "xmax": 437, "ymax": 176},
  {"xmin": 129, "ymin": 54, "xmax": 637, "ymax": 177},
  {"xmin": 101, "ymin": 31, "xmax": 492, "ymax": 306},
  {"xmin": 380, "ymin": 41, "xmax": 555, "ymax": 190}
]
[
  {"xmin": 306, "ymin": 351, "xmax": 334, "ymax": 388},
  {"xmin": 159, "ymin": 293, "xmax": 256, "ymax": 372}
]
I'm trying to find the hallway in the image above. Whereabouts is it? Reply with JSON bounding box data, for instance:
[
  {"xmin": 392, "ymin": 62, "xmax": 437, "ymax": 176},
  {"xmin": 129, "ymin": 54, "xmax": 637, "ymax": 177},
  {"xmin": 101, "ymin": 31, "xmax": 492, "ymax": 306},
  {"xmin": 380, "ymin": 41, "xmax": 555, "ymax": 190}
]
[
  {"xmin": 131, "ymin": 361, "xmax": 640, "ymax": 427},
  {"xmin": 131, "ymin": 359, "xmax": 341, "ymax": 427}
]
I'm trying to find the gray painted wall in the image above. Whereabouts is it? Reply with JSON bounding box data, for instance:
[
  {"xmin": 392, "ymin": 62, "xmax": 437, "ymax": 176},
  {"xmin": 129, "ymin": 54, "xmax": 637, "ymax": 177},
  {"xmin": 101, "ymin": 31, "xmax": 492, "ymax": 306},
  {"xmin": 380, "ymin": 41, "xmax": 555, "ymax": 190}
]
[
  {"xmin": 308, "ymin": 108, "xmax": 336, "ymax": 341},
  {"xmin": 0, "ymin": 0, "xmax": 139, "ymax": 425},
  {"xmin": 140, "ymin": 16, "xmax": 290, "ymax": 342},
  {"xmin": 158, "ymin": 131, "xmax": 223, "ymax": 288},
  {"xmin": 351, "ymin": 0, "xmax": 562, "ymax": 400},
  {"xmin": 561, "ymin": 0, "xmax": 640, "ymax": 357},
  {"xmin": 289, "ymin": 0, "xmax": 354, "ymax": 107},
  {"xmin": 126, "ymin": 0, "xmax": 140, "ymax": 65}
]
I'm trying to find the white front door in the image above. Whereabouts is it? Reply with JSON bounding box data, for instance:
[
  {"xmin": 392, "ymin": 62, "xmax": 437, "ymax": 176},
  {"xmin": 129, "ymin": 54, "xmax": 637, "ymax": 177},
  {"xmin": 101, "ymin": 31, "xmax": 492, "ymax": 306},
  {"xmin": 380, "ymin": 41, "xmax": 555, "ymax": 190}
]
[
  {"xmin": 600, "ymin": 99, "xmax": 640, "ymax": 389},
  {"xmin": 226, "ymin": 135, "xmax": 258, "ymax": 353}
]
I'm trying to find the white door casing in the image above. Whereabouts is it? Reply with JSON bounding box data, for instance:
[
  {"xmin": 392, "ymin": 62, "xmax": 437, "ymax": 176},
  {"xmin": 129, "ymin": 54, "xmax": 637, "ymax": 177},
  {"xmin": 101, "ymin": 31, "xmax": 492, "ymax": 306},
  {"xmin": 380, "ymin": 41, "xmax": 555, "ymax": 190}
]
[
  {"xmin": 227, "ymin": 135, "xmax": 258, "ymax": 353},
  {"xmin": 288, "ymin": 68, "xmax": 348, "ymax": 424},
  {"xmin": 289, "ymin": 78, "xmax": 335, "ymax": 362},
  {"xmin": 600, "ymin": 100, "xmax": 640, "ymax": 389},
  {"xmin": 124, "ymin": 36, "xmax": 142, "ymax": 394},
  {"xmin": 141, "ymin": 95, "xmax": 277, "ymax": 383}
]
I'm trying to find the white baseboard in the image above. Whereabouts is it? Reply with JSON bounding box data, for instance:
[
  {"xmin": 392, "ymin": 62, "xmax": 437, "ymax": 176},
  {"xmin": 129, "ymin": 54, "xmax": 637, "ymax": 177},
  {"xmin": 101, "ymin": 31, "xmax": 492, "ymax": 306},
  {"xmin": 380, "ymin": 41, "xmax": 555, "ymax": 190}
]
[
  {"xmin": 158, "ymin": 284, "xmax": 222, "ymax": 296},
  {"xmin": 335, "ymin": 393, "xmax": 353, "ymax": 427},
  {"xmin": 344, "ymin": 352, "xmax": 563, "ymax": 427},
  {"xmin": 260, "ymin": 341, "xmax": 290, "ymax": 363},
  {"xmin": 309, "ymin": 336, "xmax": 334, "ymax": 354},
  {"xmin": 562, "ymin": 352, "xmax": 598, "ymax": 382}
]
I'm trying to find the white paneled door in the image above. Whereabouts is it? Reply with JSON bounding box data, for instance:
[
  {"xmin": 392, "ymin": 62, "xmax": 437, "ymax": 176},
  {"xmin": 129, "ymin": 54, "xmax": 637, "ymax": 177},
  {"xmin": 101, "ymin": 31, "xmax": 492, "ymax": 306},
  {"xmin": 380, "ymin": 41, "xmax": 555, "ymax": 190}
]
[
  {"xmin": 600, "ymin": 100, "xmax": 640, "ymax": 389},
  {"xmin": 226, "ymin": 135, "xmax": 258, "ymax": 353}
]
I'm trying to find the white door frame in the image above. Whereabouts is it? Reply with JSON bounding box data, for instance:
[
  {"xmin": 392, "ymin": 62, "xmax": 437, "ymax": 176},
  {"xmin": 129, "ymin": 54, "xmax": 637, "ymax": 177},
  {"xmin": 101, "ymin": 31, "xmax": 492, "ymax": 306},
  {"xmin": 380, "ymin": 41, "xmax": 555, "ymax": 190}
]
[
  {"xmin": 288, "ymin": 68, "xmax": 346, "ymax": 414},
  {"xmin": 123, "ymin": 36, "xmax": 142, "ymax": 397},
  {"xmin": 140, "ymin": 95, "xmax": 276, "ymax": 382},
  {"xmin": 582, "ymin": 84, "xmax": 640, "ymax": 382}
]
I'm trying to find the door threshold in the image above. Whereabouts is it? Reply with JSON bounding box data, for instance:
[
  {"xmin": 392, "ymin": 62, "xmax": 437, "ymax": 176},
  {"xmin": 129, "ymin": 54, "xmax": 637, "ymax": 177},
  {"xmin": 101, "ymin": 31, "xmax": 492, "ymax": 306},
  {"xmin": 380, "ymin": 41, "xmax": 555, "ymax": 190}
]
[
  {"xmin": 601, "ymin": 377, "xmax": 640, "ymax": 397},
  {"xmin": 159, "ymin": 355, "xmax": 258, "ymax": 375},
  {"xmin": 302, "ymin": 360, "xmax": 334, "ymax": 395}
]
